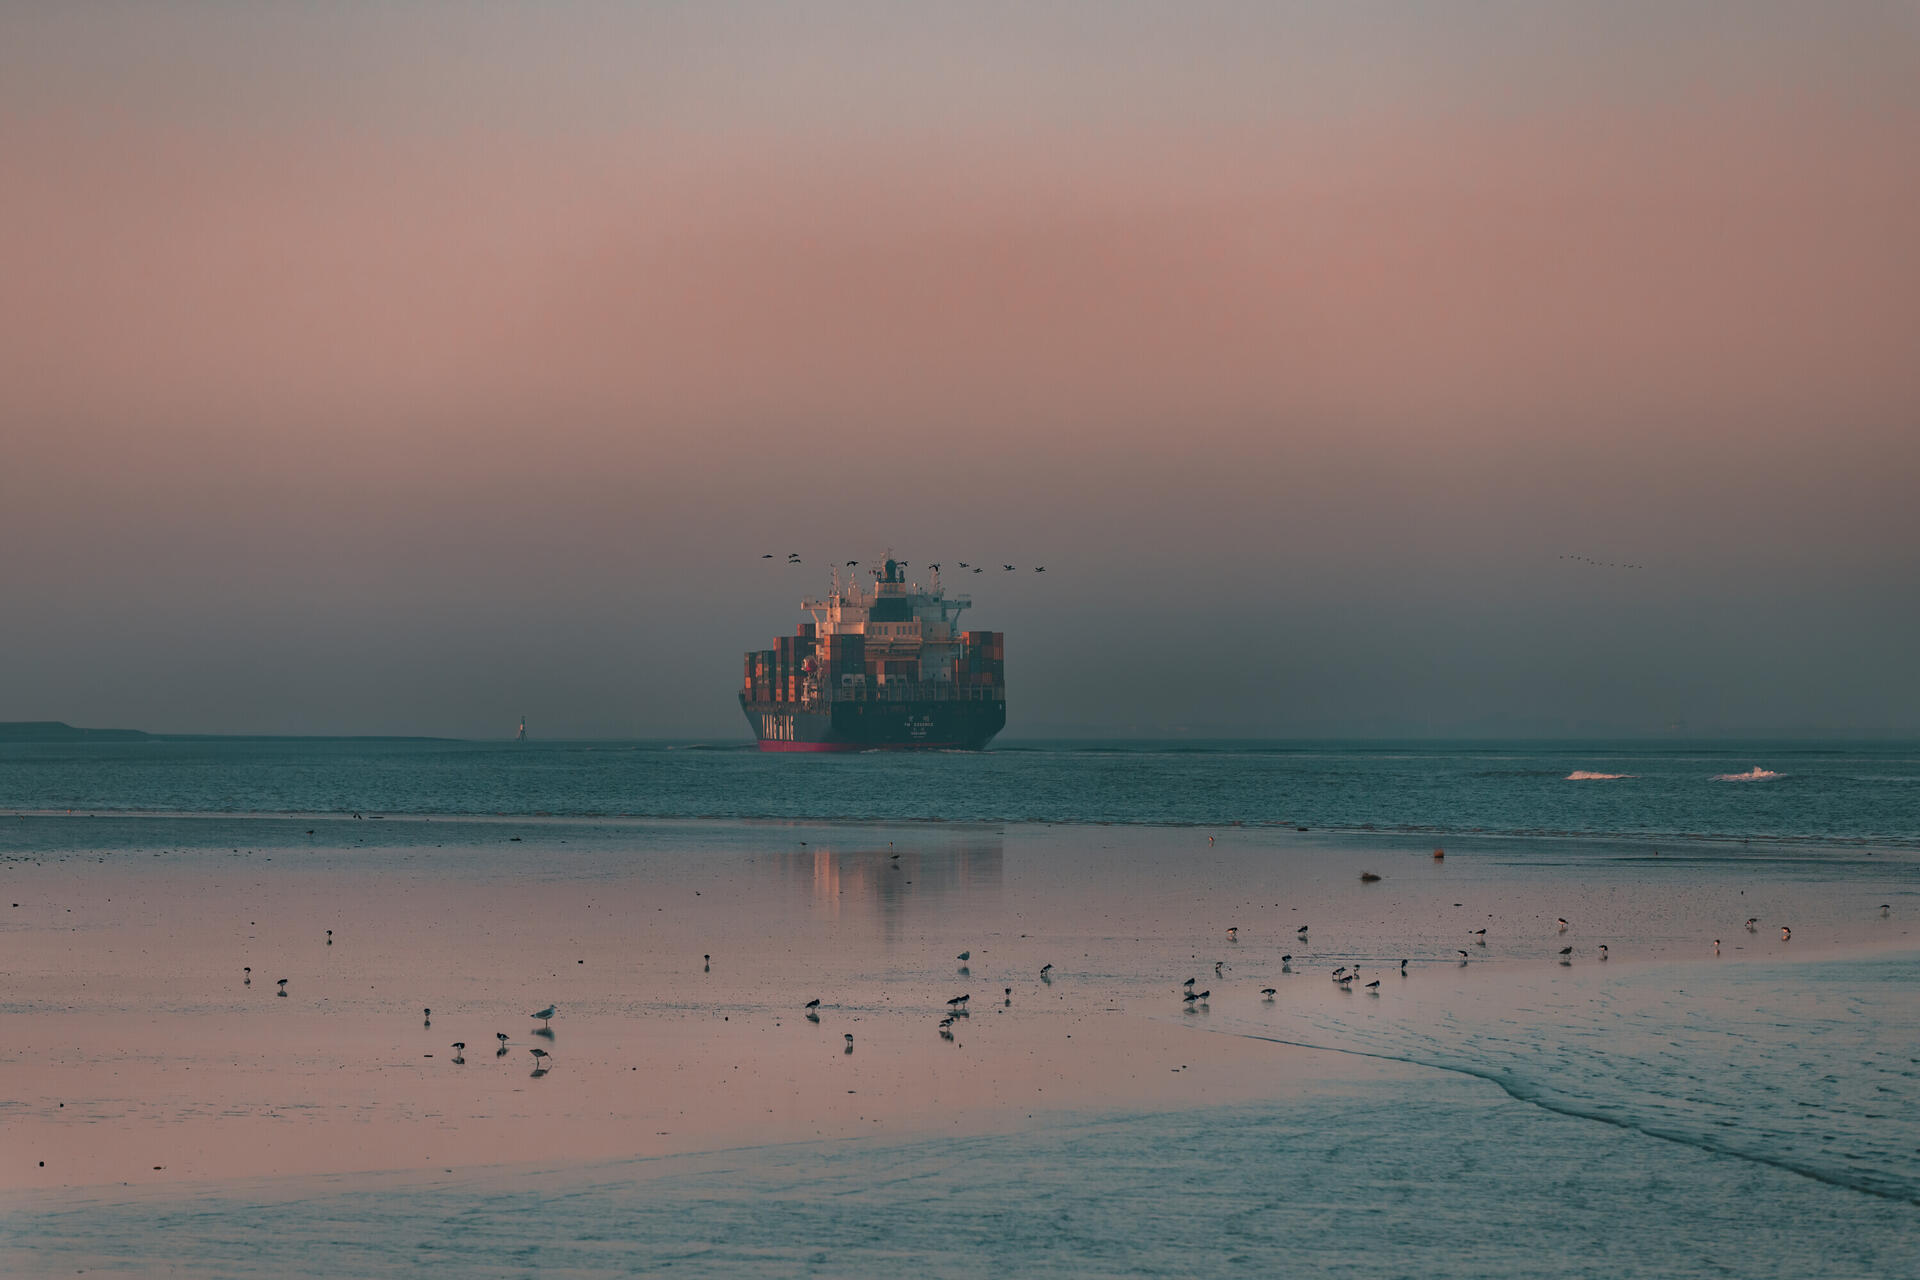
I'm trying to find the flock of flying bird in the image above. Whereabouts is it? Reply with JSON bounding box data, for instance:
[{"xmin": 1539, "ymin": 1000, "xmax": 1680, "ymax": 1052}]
[
  {"xmin": 1560, "ymin": 554, "xmax": 1644, "ymax": 570},
  {"xmin": 761, "ymin": 554, "xmax": 1045, "ymax": 575}
]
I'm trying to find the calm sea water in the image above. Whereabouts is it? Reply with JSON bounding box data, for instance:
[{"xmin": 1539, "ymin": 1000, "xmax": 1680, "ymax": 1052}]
[{"xmin": 3, "ymin": 738, "xmax": 1916, "ymax": 846}]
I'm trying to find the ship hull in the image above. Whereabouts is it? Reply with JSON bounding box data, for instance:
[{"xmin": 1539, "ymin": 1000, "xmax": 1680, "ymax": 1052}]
[{"xmin": 741, "ymin": 695, "xmax": 1005, "ymax": 751}]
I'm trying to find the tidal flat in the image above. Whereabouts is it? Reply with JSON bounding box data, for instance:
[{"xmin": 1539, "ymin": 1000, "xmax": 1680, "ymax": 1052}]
[{"xmin": 1, "ymin": 816, "xmax": 1914, "ymax": 1276}]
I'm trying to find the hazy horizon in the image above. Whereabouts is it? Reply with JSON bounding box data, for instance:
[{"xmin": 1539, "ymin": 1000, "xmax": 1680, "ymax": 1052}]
[{"xmin": 4, "ymin": 3, "xmax": 1916, "ymax": 739}]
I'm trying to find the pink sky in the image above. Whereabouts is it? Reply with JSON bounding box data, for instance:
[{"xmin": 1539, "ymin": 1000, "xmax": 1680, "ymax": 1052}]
[{"xmin": 3, "ymin": 4, "xmax": 1916, "ymax": 735}]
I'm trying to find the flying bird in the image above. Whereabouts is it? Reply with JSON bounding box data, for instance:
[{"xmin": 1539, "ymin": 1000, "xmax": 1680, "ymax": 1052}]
[
  {"xmin": 1034, "ymin": 566, "xmax": 1046, "ymax": 572},
  {"xmin": 1003, "ymin": 564, "xmax": 1015, "ymax": 571}
]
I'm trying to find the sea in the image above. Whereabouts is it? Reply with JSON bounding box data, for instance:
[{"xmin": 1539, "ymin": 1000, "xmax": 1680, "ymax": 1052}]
[
  {"xmin": 4, "ymin": 736, "xmax": 1915, "ymax": 846},
  {"xmin": 2, "ymin": 737, "xmax": 1916, "ymax": 1278}
]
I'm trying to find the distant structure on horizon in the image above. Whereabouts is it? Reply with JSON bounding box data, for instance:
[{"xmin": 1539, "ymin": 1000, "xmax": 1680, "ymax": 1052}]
[
  {"xmin": 740, "ymin": 555, "xmax": 1005, "ymax": 751},
  {"xmin": 516, "ymin": 715, "xmax": 527, "ymax": 742}
]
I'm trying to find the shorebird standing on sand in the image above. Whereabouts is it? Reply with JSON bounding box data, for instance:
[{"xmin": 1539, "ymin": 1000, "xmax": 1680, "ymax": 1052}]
[
  {"xmin": 451, "ymin": 1042, "xmax": 465, "ymax": 1063},
  {"xmin": 1598, "ymin": 944, "xmax": 1609, "ymax": 960},
  {"xmin": 1040, "ymin": 964, "xmax": 1054, "ymax": 979},
  {"xmin": 529, "ymin": 1048, "xmax": 551, "ymax": 1069},
  {"xmin": 805, "ymin": 998, "xmax": 821, "ymax": 1010},
  {"xmin": 1880, "ymin": 904, "xmax": 1891, "ymax": 917},
  {"xmin": 1365, "ymin": 980, "xmax": 1380, "ymax": 993},
  {"xmin": 1557, "ymin": 918, "xmax": 1569, "ymax": 933},
  {"xmin": 844, "ymin": 1033, "xmax": 854, "ymax": 1053},
  {"xmin": 1261, "ymin": 988, "xmax": 1276, "ymax": 999},
  {"xmin": 276, "ymin": 978, "xmax": 288, "ymax": 997},
  {"xmin": 1227, "ymin": 927, "xmax": 1238, "ymax": 943},
  {"xmin": 1781, "ymin": 926, "xmax": 1791, "ymax": 941},
  {"xmin": 1746, "ymin": 918, "xmax": 1759, "ymax": 932},
  {"xmin": 1714, "ymin": 939, "xmax": 1721, "ymax": 955},
  {"xmin": 1471, "ymin": 929, "xmax": 1487, "ymax": 945},
  {"xmin": 1558, "ymin": 946, "xmax": 1573, "ymax": 963},
  {"xmin": 531, "ymin": 1004, "xmax": 556, "ymax": 1027},
  {"xmin": 243, "ymin": 967, "xmax": 251, "ymax": 985},
  {"xmin": 1280, "ymin": 955, "xmax": 1293, "ymax": 971}
]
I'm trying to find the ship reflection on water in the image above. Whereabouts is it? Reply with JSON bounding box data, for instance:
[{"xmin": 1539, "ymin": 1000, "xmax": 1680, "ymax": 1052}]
[{"xmin": 768, "ymin": 831, "xmax": 1003, "ymax": 939}]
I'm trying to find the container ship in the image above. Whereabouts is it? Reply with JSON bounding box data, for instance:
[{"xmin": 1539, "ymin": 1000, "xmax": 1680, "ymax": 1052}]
[{"xmin": 740, "ymin": 556, "xmax": 1005, "ymax": 751}]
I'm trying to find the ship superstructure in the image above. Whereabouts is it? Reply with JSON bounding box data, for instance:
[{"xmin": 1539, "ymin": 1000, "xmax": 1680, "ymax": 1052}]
[{"xmin": 740, "ymin": 556, "xmax": 1005, "ymax": 750}]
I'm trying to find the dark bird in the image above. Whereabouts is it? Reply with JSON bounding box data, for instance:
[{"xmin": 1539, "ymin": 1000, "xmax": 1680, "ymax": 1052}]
[
  {"xmin": 423, "ymin": 1007, "xmax": 431, "ymax": 1025},
  {"xmin": 1745, "ymin": 918, "xmax": 1759, "ymax": 931},
  {"xmin": 1297, "ymin": 925, "xmax": 1310, "ymax": 936},
  {"xmin": 844, "ymin": 1033, "xmax": 854, "ymax": 1053},
  {"xmin": 451, "ymin": 1042, "xmax": 465, "ymax": 1062},
  {"xmin": 276, "ymin": 978, "xmax": 288, "ymax": 996},
  {"xmin": 1598, "ymin": 944, "xmax": 1609, "ymax": 960},
  {"xmin": 958, "ymin": 562, "xmax": 970, "ymax": 568},
  {"xmin": 1040, "ymin": 963, "xmax": 1053, "ymax": 980},
  {"xmin": 805, "ymin": 998, "xmax": 821, "ymax": 1010},
  {"xmin": 1365, "ymin": 980, "xmax": 1380, "ymax": 992},
  {"xmin": 972, "ymin": 567, "xmax": 982, "ymax": 573},
  {"xmin": 1280, "ymin": 955, "xmax": 1292, "ymax": 970},
  {"xmin": 1034, "ymin": 566, "xmax": 1046, "ymax": 572},
  {"xmin": 957, "ymin": 951, "xmax": 970, "ymax": 962},
  {"xmin": 1881, "ymin": 904, "xmax": 1892, "ymax": 917},
  {"xmin": 1261, "ymin": 987, "xmax": 1276, "ymax": 999},
  {"xmin": 1183, "ymin": 990, "xmax": 1200, "ymax": 1004},
  {"xmin": 1399, "ymin": 958, "xmax": 1408, "ymax": 971},
  {"xmin": 929, "ymin": 563, "xmax": 941, "ymax": 572},
  {"xmin": 243, "ymin": 966, "xmax": 251, "ymax": 985},
  {"xmin": 1214, "ymin": 961, "xmax": 1225, "ymax": 977},
  {"xmin": 1456, "ymin": 951, "xmax": 1469, "ymax": 961},
  {"xmin": 326, "ymin": 930, "xmax": 333, "ymax": 945},
  {"xmin": 946, "ymin": 995, "xmax": 968, "ymax": 1008},
  {"xmin": 1557, "ymin": 918, "xmax": 1569, "ymax": 932},
  {"xmin": 1003, "ymin": 564, "xmax": 1015, "ymax": 571},
  {"xmin": 1781, "ymin": 926, "xmax": 1791, "ymax": 941},
  {"xmin": 529, "ymin": 1048, "xmax": 551, "ymax": 1068},
  {"xmin": 762, "ymin": 554, "xmax": 774, "ymax": 559},
  {"xmin": 1196, "ymin": 990, "xmax": 1210, "ymax": 1003},
  {"xmin": 1183, "ymin": 977, "xmax": 1196, "ymax": 990},
  {"xmin": 1226, "ymin": 927, "xmax": 1238, "ymax": 942},
  {"xmin": 1559, "ymin": 945, "xmax": 1573, "ymax": 957},
  {"xmin": 846, "ymin": 560, "xmax": 859, "ymax": 566},
  {"xmin": 1471, "ymin": 929, "xmax": 1487, "ymax": 943}
]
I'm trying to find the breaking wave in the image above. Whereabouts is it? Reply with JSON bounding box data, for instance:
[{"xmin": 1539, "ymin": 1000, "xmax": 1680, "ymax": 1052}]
[
  {"xmin": 1714, "ymin": 767, "xmax": 1782, "ymax": 781},
  {"xmin": 1566, "ymin": 770, "xmax": 1633, "ymax": 781}
]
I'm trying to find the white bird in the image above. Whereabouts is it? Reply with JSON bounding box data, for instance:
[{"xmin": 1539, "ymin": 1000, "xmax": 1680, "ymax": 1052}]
[
  {"xmin": 1261, "ymin": 988, "xmax": 1276, "ymax": 999},
  {"xmin": 1557, "ymin": 918, "xmax": 1569, "ymax": 932},
  {"xmin": 531, "ymin": 1005, "xmax": 555, "ymax": 1026},
  {"xmin": 1227, "ymin": 927, "xmax": 1238, "ymax": 942}
]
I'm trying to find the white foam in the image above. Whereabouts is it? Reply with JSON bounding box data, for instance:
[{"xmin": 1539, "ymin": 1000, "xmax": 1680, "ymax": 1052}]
[
  {"xmin": 1714, "ymin": 767, "xmax": 1781, "ymax": 781},
  {"xmin": 1565, "ymin": 771, "xmax": 1633, "ymax": 781}
]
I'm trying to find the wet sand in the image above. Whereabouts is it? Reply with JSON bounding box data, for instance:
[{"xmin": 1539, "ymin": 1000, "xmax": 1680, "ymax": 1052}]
[{"xmin": 2, "ymin": 818, "xmax": 1915, "ymax": 1275}]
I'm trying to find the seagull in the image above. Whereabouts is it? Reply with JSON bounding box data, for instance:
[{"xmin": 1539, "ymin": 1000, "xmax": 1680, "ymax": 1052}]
[
  {"xmin": 1227, "ymin": 927, "xmax": 1238, "ymax": 942},
  {"xmin": 276, "ymin": 978, "xmax": 288, "ymax": 996},
  {"xmin": 1003, "ymin": 564, "xmax": 1015, "ymax": 571},
  {"xmin": 1040, "ymin": 963, "xmax": 1053, "ymax": 977},
  {"xmin": 958, "ymin": 562, "xmax": 970, "ymax": 569},
  {"xmin": 1781, "ymin": 926, "xmax": 1791, "ymax": 941},
  {"xmin": 1880, "ymin": 904, "xmax": 1891, "ymax": 917},
  {"xmin": 1745, "ymin": 918, "xmax": 1758, "ymax": 932},
  {"xmin": 1280, "ymin": 955, "xmax": 1293, "ymax": 969},
  {"xmin": 451, "ymin": 1042, "xmax": 465, "ymax": 1062},
  {"xmin": 1598, "ymin": 944, "xmax": 1609, "ymax": 960},
  {"xmin": 531, "ymin": 1005, "xmax": 555, "ymax": 1026},
  {"xmin": 846, "ymin": 560, "xmax": 859, "ymax": 566},
  {"xmin": 844, "ymin": 1033, "xmax": 854, "ymax": 1052},
  {"xmin": 957, "ymin": 951, "xmax": 970, "ymax": 962},
  {"xmin": 1471, "ymin": 929, "xmax": 1487, "ymax": 944},
  {"xmin": 1034, "ymin": 566, "xmax": 1046, "ymax": 573},
  {"xmin": 1456, "ymin": 951, "xmax": 1469, "ymax": 962},
  {"xmin": 1261, "ymin": 988, "xmax": 1276, "ymax": 999},
  {"xmin": 1557, "ymin": 918, "xmax": 1569, "ymax": 932}
]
